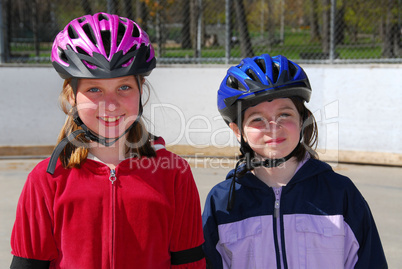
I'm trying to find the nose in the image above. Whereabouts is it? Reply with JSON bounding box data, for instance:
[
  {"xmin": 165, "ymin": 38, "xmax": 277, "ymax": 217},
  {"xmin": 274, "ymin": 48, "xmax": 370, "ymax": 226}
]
[
  {"xmin": 264, "ymin": 119, "xmax": 281, "ymax": 133},
  {"xmin": 102, "ymin": 93, "xmax": 119, "ymax": 112},
  {"xmin": 107, "ymin": 103, "xmax": 116, "ymax": 111}
]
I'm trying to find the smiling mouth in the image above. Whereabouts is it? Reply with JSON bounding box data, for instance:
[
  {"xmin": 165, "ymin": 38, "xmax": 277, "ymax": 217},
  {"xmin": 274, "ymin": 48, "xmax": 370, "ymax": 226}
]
[
  {"xmin": 99, "ymin": 116, "xmax": 122, "ymax": 123},
  {"xmin": 267, "ymin": 138, "xmax": 286, "ymax": 144}
]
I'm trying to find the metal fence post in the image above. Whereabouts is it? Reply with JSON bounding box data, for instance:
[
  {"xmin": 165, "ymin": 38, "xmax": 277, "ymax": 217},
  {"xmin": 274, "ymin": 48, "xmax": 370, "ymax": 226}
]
[
  {"xmin": 0, "ymin": 0, "xmax": 4, "ymax": 64},
  {"xmin": 225, "ymin": 0, "xmax": 231, "ymax": 64},
  {"xmin": 196, "ymin": 0, "xmax": 202, "ymax": 62},
  {"xmin": 329, "ymin": 0, "xmax": 336, "ymax": 63}
]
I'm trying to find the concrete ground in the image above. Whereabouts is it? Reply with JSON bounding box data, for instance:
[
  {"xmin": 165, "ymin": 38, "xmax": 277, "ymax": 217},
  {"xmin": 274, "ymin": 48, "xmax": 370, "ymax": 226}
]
[{"xmin": 1, "ymin": 158, "xmax": 401, "ymax": 268}]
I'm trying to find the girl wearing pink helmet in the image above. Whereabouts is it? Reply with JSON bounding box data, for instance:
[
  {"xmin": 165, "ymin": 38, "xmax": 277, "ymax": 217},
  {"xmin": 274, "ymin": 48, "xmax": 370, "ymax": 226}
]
[{"xmin": 10, "ymin": 13, "xmax": 205, "ymax": 269}]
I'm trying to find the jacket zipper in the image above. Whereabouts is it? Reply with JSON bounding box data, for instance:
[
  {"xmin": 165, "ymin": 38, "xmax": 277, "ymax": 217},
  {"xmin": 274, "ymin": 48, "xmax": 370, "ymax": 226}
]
[
  {"xmin": 109, "ymin": 169, "xmax": 117, "ymax": 269},
  {"xmin": 273, "ymin": 187, "xmax": 287, "ymax": 269}
]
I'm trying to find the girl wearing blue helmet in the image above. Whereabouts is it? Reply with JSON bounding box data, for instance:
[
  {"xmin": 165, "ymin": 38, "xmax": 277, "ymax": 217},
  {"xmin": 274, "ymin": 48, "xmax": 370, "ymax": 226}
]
[{"xmin": 202, "ymin": 54, "xmax": 387, "ymax": 269}]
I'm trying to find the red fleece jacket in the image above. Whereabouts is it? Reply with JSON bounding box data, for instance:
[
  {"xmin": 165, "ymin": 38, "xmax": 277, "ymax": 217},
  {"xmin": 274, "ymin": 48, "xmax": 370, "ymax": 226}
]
[{"xmin": 11, "ymin": 142, "xmax": 206, "ymax": 268}]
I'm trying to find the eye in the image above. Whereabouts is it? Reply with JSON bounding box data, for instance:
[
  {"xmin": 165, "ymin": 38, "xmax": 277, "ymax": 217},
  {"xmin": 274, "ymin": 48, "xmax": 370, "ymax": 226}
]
[
  {"xmin": 119, "ymin": 85, "xmax": 131, "ymax": 91},
  {"xmin": 251, "ymin": 117, "xmax": 264, "ymax": 122},
  {"xmin": 278, "ymin": 113, "xmax": 290, "ymax": 118},
  {"xmin": 246, "ymin": 115, "xmax": 267, "ymax": 128},
  {"xmin": 88, "ymin": 87, "xmax": 101, "ymax": 93}
]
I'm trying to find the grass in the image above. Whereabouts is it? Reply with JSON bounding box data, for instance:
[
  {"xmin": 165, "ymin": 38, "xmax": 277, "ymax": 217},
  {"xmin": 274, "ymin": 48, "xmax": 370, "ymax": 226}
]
[
  {"xmin": 158, "ymin": 29, "xmax": 386, "ymax": 61},
  {"xmin": 9, "ymin": 29, "xmax": 390, "ymax": 63}
]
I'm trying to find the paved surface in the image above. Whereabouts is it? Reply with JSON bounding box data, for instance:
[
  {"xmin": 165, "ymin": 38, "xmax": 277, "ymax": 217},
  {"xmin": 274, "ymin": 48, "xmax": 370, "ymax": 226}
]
[{"xmin": 1, "ymin": 158, "xmax": 401, "ymax": 268}]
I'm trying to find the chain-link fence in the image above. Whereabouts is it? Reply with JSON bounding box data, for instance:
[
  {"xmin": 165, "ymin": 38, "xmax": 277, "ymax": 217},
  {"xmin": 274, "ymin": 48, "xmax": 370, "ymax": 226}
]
[{"xmin": 1, "ymin": 0, "xmax": 401, "ymax": 64}]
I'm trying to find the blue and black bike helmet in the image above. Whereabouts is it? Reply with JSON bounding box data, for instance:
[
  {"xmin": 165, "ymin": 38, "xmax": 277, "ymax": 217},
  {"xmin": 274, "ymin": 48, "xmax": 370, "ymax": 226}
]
[{"xmin": 218, "ymin": 54, "xmax": 311, "ymax": 125}]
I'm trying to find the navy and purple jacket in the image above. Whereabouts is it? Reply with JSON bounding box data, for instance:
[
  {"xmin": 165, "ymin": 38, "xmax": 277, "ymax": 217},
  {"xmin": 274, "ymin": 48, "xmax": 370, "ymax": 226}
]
[{"xmin": 202, "ymin": 158, "xmax": 387, "ymax": 269}]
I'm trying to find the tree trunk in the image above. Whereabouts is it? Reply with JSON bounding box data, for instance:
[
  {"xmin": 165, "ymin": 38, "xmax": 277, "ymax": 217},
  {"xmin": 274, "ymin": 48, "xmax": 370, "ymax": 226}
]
[
  {"xmin": 382, "ymin": 0, "xmax": 398, "ymax": 57},
  {"xmin": 181, "ymin": 0, "xmax": 191, "ymax": 49},
  {"xmin": 266, "ymin": 0, "xmax": 275, "ymax": 47},
  {"xmin": 2, "ymin": 0, "xmax": 11, "ymax": 62},
  {"xmin": 123, "ymin": 0, "xmax": 133, "ymax": 19},
  {"xmin": 155, "ymin": 0, "xmax": 165, "ymax": 58},
  {"xmin": 233, "ymin": 0, "xmax": 254, "ymax": 57},
  {"xmin": 32, "ymin": 0, "xmax": 39, "ymax": 60},
  {"xmin": 309, "ymin": 0, "xmax": 320, "ymax": 42},
  {"xmin": 81, "ymin": 0, "xmax": 92, "ymax": 14},
  {"xmin": 136, "ymin": 0, "xmax": 148, "ymax": 31},
  {"xmin": 190, "ymin": 0, "xmax": 197, "ymax": 50},
  {"xmin": 108, "ymin": 0, "xmax": 119, "ymax": 14},
  {"xmin": 335, "ymin": 5, "xmax": 345, "ymax": 46},
  {"xmin": 392, "ymin": 23, "xmax": 401, "ymax": 57}
]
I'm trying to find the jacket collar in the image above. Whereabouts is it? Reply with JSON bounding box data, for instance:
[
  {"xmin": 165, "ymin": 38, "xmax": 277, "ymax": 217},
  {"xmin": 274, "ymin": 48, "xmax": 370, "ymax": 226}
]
[{"xmin": 231, "ymin": 158, "xmax": 333, "ymax": 189}]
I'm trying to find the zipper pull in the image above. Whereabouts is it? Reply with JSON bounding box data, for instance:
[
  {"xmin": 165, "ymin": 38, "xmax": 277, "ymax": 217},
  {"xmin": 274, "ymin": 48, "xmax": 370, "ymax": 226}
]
[
  {"xmin": 274, "ymin": 199, "xmax": 280, "ymax": 218},
  {"xmin": 109, "ymin": 169, "xmax": 117, "ymax": 184},
  {"xmin": 274, "ymin": 188, "xmax": 281, "ymax": 218}
]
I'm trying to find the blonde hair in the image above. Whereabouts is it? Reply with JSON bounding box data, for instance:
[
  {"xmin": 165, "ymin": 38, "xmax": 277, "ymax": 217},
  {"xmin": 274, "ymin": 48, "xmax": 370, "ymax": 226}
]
[{"xmin": 56, "ymin": 77, "xmax": 156, "ymax": 169}]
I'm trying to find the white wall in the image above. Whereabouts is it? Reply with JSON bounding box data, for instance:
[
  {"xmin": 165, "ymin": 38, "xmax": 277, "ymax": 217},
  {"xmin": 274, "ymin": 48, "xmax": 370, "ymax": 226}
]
[{"xmin": 1, "ymin": 64, "xmax": 401, "ymax": 156}]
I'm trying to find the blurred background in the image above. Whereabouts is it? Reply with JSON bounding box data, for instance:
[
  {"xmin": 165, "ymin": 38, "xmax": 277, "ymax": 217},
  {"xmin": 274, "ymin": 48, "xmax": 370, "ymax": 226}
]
[
  {"xmin": 1, "ymin": 0, "xmax": 401, "ymax": 165},
  {"xmin": 0, "ymin": 0, "xmax": 401, "ymax": 267},
  {"xmin": 0, "ymin": 0, "xmax": 401, "ymax": 64}
]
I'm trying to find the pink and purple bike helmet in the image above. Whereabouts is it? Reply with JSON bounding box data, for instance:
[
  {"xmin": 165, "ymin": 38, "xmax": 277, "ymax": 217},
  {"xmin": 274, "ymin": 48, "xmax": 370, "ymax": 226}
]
[{"xmin": 51, "ymin": 12, "xmax": 156, "ymax": 80}]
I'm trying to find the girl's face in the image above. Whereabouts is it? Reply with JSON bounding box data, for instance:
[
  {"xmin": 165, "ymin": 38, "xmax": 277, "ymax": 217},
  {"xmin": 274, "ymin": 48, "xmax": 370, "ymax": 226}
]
[
  {"xmin": 71, "ymin": 76, "xmax": 142, "ymax": 140},
  {"xmin": 231, "ymin": 98, "xmax": 302, "ymax": 160}
]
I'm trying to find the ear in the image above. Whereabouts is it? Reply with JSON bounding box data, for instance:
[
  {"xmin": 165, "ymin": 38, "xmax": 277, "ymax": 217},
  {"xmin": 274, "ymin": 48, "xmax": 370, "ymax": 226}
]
[
  {"xmin": 141, "ymin": 78, "xmax": 145, "ymax": 95},
  {"xmin": 136, "ymin": 76, "xmax": 145, "ymax": 95},
  {"xmin": 68, "ymin": 91, "xmax": 76, "ymax": 107},
  {"xmin": 229, "ymin": 122, "xmax": 243, "ymax": 142}
]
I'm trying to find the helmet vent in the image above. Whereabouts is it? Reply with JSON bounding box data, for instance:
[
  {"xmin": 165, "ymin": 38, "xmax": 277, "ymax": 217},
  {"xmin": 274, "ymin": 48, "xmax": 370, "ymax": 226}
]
[
  {"xmin": 122, "ymin": 44, "xmax": 138, "ymax": 66},
  {"xmin": 58, "ymin": 47, "xmax": 68, "ymax": 63},
  {"xmin": 67, "ymin": 25, "xmax": 79, "ymax": 39},
  {"xmin": 126, "ymin": 44, "xmax": 137, "ymax": 55},
  {"xmin": 288, "ymin": 61, "xmax": 298, "ymax": 79},
  {"xmin": 82, "ymin": 24, "xmax": 97, "ymax": 46},
  {"xmin": 145, "ymin": 45, "xmax": 151, "ymax": 60},
  {"xmin": 272, "ymin": 63, "xmax": 280, "ymax": 83},
  {"xmin": 227, "ymin": 75, "xmax": 247, "ymax": 92},
  {"xmin": 132, "ymin": 24, "xmax": 140, "ymax": 38},
  {"xmin": 255, "ymin": 59, "xmax": 266, "ymax": 73},
  {"xmin": 246, "ymin": 69, "xmax": 259, "ymax": 82},
  {"xmin": 76, "ymin": 46, "xmax": 90, "ymax": 56},
  {"xmin": 77, "ymin": 17, "xmax": 86, "ymax": 23},
  {"xmin": 227, "ymin": 76, "xmax": 238, "ymax": 89},
  {"xmin": 101, "ymin": 30, "xmax": 112, "ymax": 57},
  {"xmin": 117, "ymin": 22, "xmax": 126, "ymax": 47},
  {"xmin": 98, "ymin": 13, "xmax": 110, "ymax": 22}
]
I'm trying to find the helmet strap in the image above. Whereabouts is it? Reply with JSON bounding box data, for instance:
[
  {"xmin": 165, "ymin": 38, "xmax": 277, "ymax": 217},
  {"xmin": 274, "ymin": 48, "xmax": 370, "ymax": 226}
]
[
  {"xmin": 70, "ymin": 78, "xmax": 78, "ymax": 96},
  {"xmin": 247, "ymin": 143, "xmax": 300, "ymax": 169},
  {"xmin": 239, "ymin": 130, "xmax": 302, "ymax": 171}
]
